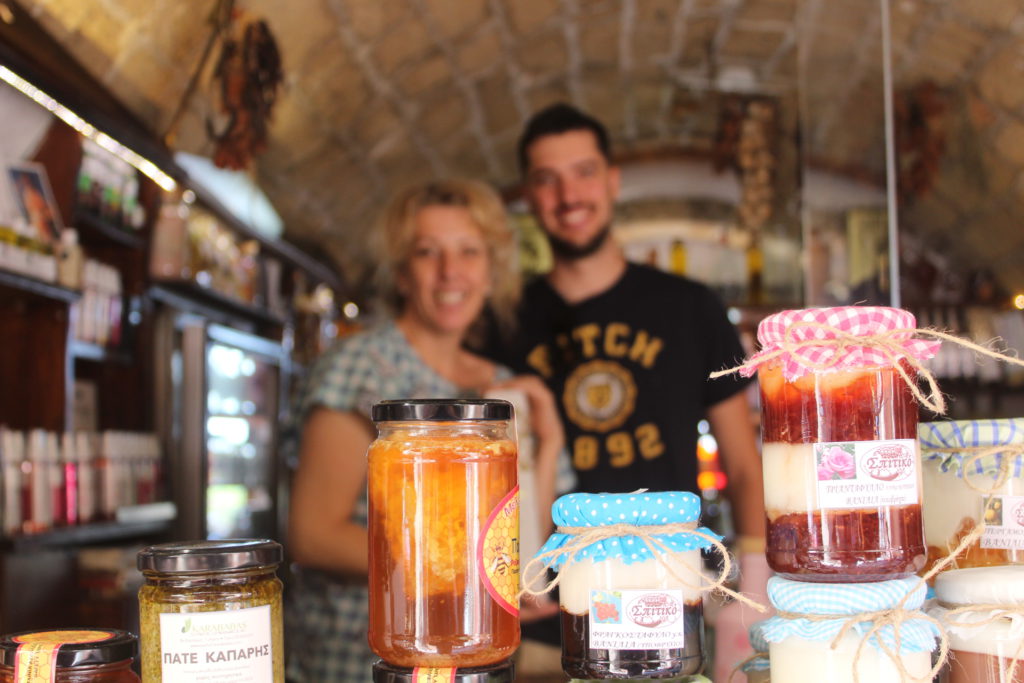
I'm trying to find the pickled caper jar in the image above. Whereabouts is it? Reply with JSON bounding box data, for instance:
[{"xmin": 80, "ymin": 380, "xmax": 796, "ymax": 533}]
[{"xmin": 137, "ymin": 539, "xmax": 283, "ymax": 683}]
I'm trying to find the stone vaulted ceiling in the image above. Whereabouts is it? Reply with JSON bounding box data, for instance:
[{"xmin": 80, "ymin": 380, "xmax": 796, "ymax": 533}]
[{"xmin": 14, "ymin": 0, "xmax": 1024, "ymax": 297}]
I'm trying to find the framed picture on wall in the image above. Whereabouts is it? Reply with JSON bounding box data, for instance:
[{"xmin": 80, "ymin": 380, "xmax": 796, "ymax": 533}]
[{"xmin": 7, "ymin": 161, "xmax": 62, "ymax": 244}]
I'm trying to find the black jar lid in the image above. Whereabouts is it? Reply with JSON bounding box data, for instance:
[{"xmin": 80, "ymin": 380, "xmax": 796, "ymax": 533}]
[
  {"xmin": 0, "ymin": 629, "xmax": 136, "ymax": 667},
  {"xmin": 371, "ymin": 659, "xmax": 514, "ymax": 682},
  {"xmin": 137, "ymin": 538, "xmax": 282, "ymax": 573},
  {"xmin": 372, "ymin": 399, "xmax": 512, "ymax": 422}
]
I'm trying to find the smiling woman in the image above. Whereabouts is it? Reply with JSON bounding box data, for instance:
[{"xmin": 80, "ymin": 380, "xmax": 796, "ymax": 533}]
[{"xmin": 284, "ymin": 178, "xmax": 568, "ymax": 682}]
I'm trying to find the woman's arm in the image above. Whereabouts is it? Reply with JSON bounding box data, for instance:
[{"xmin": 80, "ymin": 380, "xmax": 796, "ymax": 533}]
[{"xmin": 288, "ymin": 407, "xmax": 374, "ymax": 576}]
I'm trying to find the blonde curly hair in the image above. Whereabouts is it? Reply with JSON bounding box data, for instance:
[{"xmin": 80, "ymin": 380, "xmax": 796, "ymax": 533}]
[{"xmin": 374, "ymin": 178, "xmax": 521, "ymax": 339}]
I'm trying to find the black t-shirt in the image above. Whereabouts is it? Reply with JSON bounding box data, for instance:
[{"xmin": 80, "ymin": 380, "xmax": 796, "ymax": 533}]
[{"xmin": 490, "ymin": 263, "xmax": 752, "ymax": 496}]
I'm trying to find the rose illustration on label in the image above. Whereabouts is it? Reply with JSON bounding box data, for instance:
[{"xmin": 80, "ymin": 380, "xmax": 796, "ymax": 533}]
[
  {"xmin": 816, "ymin": 444, "xmax": 856, "ymax": 481},
  {"xmin": 627, "ymin": 592, "xmax": 681, "ymax": 628},
  {"xmin": 864, "ymin": 443, "xmax": 914, "ymax": 482}
]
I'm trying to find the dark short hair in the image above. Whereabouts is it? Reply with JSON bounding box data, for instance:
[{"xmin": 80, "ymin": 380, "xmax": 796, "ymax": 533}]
[{"xmin": 517, "ymin": 103, "xmax": 612, "ymax": 174}]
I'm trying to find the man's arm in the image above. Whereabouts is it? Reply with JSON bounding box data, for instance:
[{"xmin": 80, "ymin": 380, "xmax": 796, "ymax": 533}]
[{"xmin": 706, "ymin": 390, "xmax": 766, "ymax": 543}]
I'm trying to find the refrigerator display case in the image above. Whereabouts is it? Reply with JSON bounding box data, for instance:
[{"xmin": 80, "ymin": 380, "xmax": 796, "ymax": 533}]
[{"xmin": 154, "ymin": 306, "xmax": 287, "ymax": 541}]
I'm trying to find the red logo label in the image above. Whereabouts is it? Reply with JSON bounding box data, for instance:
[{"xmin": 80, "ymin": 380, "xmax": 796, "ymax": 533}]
[
  {"xmin": 627, "ymin": 592, "xmax": 681, "ymax": 628},
  {"xmin": 1013, "ymin": 502, "xmax": 1024, "ymax": 528},
  {"xmin": 864, "ymin": 444, "xmax": 914, "ymax": 482}
]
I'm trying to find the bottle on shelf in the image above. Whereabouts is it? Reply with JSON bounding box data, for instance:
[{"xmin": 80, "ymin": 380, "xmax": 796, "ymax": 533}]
[
  {"xmin": 25, "ymin": 429, "xmax": 51, "ymax": 534},
  {"xmin": 56, "ymin": 229, "xmax": 84, "ymax": 290},
  {"xmin": 76, "ymin": 431, "xmax": 97, "ymax": 525},
  {"xmin": 46, "ymin": 431, "xmax": 65, "ymax": 527},
  {"xmin": 0, "ymin": 428, "xmax": 23, "ymax": 536},
  {"xmin": 60, "ymin": 432, "xmax": 79, "ymax": 527}
]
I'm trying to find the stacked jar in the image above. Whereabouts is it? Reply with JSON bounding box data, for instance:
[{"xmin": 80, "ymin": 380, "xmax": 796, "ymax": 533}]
[
  {"xmin": 533, "ymin": 491, "xmax": 715, "ymax": 680},
  {"xmin": 920, "ymin": 418, "xmax": 1024, "ymax": 573},
  {"xmin": 740, "ymin": 307, "xmax": 943, "ymax": 682}
]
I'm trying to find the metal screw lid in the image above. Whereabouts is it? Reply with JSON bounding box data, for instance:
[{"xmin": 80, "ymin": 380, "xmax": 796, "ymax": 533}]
[
  {"xmin": 0, "ymin": 629, "xmax": 136, "ymax": 667},
  {"xmin": 371, "ymin": 659, "xmax": 514, "ymax": 683},
  {"xmin": 371, "ymin": 399, "xmax": 512, "ymax": 422},
  {"xmin": 137, "ymin": 539, "xmax": 282, "ymax": 574}
]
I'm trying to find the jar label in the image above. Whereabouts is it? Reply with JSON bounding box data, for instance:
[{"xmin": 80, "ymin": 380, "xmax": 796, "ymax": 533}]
[
  {"xmin": 588, "ymin": 589, "xmax": 685, "ymax": 650},
  {"xmin": 158, "ymin": 605, "xmax": 273, "ymax": 682},
  {"xmin": 13, "ymin": 631, "xmax": 113, "ymax": 683},
  {"xmin": 980, "ymin": 495, "xmax": 1024, "ymax": 549},
  {"xmin": 814, "ymin": 439, "xmax": 919, "ymax": 510},
  {"xmin": 411, "ymin": 668, "xmax": 456, "ymax": 682},
  {"xmin": 477, "ymin": 485, "xmax": 520, "ymax": 616}
]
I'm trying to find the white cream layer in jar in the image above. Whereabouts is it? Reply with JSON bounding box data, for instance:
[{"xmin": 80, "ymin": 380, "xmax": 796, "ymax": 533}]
[
  {"xmin": 769, "ymin": 633, "xmax": 931, "ymax": 683},
  {"xmin": 762, "ymin": 442, "xmax": 817, "ymax": 520},
  {"xmin": 922, "ymin": 458, "xmax": 1024, "ymax": 548},
  {"xmin": 558, "ymin": 552, "xmax": 703, "ymax": 616}
]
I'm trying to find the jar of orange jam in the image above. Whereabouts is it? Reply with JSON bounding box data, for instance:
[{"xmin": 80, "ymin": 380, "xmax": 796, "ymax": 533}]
[{"xmin": 368, "ymin": 399, "xmax": 520, "ymax": 668}]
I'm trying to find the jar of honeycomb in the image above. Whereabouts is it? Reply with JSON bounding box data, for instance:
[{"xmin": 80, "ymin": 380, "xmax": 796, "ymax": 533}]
[{"xmin": 368, "ymin": 399, "xmax": 519, "ymax": 668}]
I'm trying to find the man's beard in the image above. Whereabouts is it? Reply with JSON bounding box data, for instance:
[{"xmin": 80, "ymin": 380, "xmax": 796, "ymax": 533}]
[{"xmin": 546, "ymin": 220, "xmax": 612, "ymax": 261}]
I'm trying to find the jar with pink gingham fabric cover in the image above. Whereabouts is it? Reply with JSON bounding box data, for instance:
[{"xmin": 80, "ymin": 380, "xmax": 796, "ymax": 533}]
[{"xmin": 743, "ymin": 306, "xmax": 941, "ymax": 582}]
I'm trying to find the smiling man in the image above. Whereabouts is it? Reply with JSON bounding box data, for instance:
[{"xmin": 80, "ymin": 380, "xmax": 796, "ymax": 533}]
[{"xmin": 489, "ymin": 103, "xmax": 769, "ymax": 679}]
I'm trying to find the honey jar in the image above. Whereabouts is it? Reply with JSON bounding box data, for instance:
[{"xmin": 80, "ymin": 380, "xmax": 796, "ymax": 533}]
[{"xmin": 368, "ymin": 399, "xmax": 519, "ymax": 668}]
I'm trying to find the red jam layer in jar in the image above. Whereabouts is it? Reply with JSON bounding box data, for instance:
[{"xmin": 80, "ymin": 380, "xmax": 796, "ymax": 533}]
[{"xmin": 760, "ymin": 363, "xmax": 926, "ymax": 581}]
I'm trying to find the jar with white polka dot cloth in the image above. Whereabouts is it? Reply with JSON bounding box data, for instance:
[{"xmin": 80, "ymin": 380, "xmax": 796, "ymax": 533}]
[{"xmin": 534, "ymin": 491, "xmax": 716, "ymax": 679}]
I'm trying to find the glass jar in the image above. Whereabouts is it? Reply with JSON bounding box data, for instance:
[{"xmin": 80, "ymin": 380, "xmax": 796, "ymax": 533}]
[
  {"xmin": 755, "ymin": 307, "xmax": 933, "ymax": 581},
  {"xmin": 371, "ymin": 660, "xmax": 515, "ymax": 682},
  {"xmin": 741, "ymin": 621, "xmax": 770, "ymax": 683},
  {"xmin": 762, "ymin": 576, "xmax": 938, "ymax": 683},
  {"xmin": 368, "ymin": 399, "xmax": 519, "ymax": 668},
  {"xmin": 137, "ymin": 539, "xmax": 284, "ymax": 682},
  {"xmin": 930, "ymin": 566, "xmax": 1024, "ymax": 683},
  {"xmin": 0, "ymin": 629, "xmax": 139, "ymax": 683},
  {"xmin": 920, "ymin": 418, "xmax": 1024, "ymax": 573},
  {"xmin": 535, "ymin": 491, "xmax": 712, "ymax": 679}
]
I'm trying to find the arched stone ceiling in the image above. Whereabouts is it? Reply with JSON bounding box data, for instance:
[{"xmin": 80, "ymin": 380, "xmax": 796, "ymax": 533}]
[{"xmin": 15, "ymin": 0, "xmax": 1024, "ymax": 297}]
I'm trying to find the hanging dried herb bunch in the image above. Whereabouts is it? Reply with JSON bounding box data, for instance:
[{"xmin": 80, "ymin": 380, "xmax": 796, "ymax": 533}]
[{"xmin": 207, "ymin": 10, "xmax": 284, "ymax": 170}]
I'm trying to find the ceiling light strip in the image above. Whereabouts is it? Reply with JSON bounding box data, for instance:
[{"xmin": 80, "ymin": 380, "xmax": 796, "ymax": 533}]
[{"xmin": 0, "ymin": 65, "xmax": 177, "ymax": 192}]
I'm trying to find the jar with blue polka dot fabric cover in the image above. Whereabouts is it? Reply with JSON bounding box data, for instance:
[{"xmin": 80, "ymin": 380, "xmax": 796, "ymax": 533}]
[{"xmin": 532, "ymin": 491, "xmax": 717, "ymax": 679}]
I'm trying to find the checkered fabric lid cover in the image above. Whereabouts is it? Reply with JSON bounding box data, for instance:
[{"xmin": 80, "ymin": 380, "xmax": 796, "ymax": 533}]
[
  {"xmin": 742, "ymin": 306, "xmax": 941, "ymax": 380},
  {"xmin": 741, "ymin": 621, "xmax": 771, "ymax": 672},
  {"xmin": 761, "ymin": 576, "xmax": 940, "ymax": 654},
  {"xmin": 920, "ymin": 418, "xmax": 1024, "ymax": 479},
  {"xmin": 535, "ymin": 491, "xmax": 718, "ymax": 570}
]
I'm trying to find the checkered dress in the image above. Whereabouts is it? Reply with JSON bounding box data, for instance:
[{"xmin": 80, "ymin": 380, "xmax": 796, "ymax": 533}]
[{"xmin": 285, "ymin": 320, "xmax": 573, "ymax": 682}]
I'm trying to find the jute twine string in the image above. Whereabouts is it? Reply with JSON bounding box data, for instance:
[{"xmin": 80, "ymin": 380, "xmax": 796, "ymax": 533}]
[
  {"xmin": 767, "ymin": 524, "xmax": 986, "ymax": 683},
  {"xmin": 923, "ymin": 444, "xmax": 1024, "ymax": 495},
  {"xmin": 939, "ymin": 601, "xmax": 1024, "ymax": 682},
  {"xmin": 710, "ymin": 324, "xmax": 1024, "ymax": 416},
  {"xmin": 517, "ymin": 521, "xmax": 768, "ymax": 614}
]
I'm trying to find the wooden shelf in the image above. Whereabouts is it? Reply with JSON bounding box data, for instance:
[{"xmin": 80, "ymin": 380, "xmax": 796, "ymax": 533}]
[
  {"xmin": 149, "ymin": 279, "xmax": 286, "ymax": 328},
  {"xmin": 0, "ymin": 268, "xmax": 80, "ymax": 303},
  {"xmin": 5, "ymin": 517, "xmax": 172, "ymax": 551},
  {"xmin": 74, "ymin": 210, "xmax": 146, "ymax": 249},
  {"xmin": 69, "ymin": 339, "xmax": 132, "ymax": 364}
]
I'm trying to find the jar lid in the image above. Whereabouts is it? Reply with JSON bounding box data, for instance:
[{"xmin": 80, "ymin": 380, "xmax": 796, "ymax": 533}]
[
  {"xmin": 137, "ymin": 539, "xmax": 282, "ymax": 573},
  {"xmin": 536, "ymin": 492, "xmax": 717, "ymax": 570},
  {"xmin": 920, "ymin": 418, "xmax": 1024, "ymax": 479},
  {"xmin": 371, "ymin": 659, "xmax": 514, "ymax": 682},
  {"xmin": 761, "ymin": 576, "xmax": 939, "ymax": 655},
  {"xmin": 371, "ymin": 399, "xmax": 512, "ymax": 422},
  {"xmin": 935, "ymin": 566, "xmax": 1024, "ymax": 606},
  {"xmin": 742, "ymin": 306, "xmax": 940, "ymax": 380},
  {"xmin": 0, "ymin": 629, "xmax": 136, "ymax": 667}
]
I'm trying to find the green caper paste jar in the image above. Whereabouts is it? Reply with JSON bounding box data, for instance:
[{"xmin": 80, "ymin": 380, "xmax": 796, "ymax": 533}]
[{"xmin": 137, "ymin": 539, "xmax": 283, "ymax": 682}]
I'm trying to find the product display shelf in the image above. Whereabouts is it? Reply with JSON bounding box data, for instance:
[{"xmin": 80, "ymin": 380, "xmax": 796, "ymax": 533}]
[
  {"xmin": 74, "ymin": 209, "xmax": 146, "ymax": 249},
  {"xmin": 3, "ymin": 517, "xmax": 173, "ymax": 552},
  {"xmin": 69, "ymin": 339, "xmax": 133, "ymax": 365},
  {"xmin": 0, "ymin": 267, "xmax": 80, "ymax": 303},
  {"xmin": 149, "ymin": 279, "xmax": 286, "ymax": 330}
]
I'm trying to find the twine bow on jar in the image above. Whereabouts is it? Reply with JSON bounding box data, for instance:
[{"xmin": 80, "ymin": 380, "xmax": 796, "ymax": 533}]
[
  {"xmin": 712, "ymin": 320, "xmax": 1024, "ymax": 416},
  {"xmin": 519, "ymin": 521, "xmax": 768, "ymax": 614}
]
